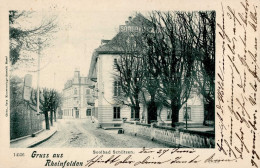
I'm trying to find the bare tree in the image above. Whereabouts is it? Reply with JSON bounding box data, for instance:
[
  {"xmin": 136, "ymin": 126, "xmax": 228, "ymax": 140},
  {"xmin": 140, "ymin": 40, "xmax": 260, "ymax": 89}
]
[
  {"xmin": 50, "ymin": 89, "xmax": 62, "ymax": 124},
  {"xmin": 176, "ymin": 11, "xmax": 215, "ymax": 123},
  {"xmin": 28, "ymin": 88, "xmax": 62, "ymax": 129},
  {"xmin": 9, "ymin": 10, "xmax": 58, "ymax": 65},
  {"xmin": 111, "ymin": 30, "xmax": 146, "ymax": 120},
  {"xmin": 197, "ymin": 12, "xmax": 215, "ymax": 123},
  {"xmin": 109, "ymin": 14, "xmax": 164, "ymax": 123},
  {"xmin": 141, "ymin": 46, "xmax": 162, "ymax": 123},
  {"xmin": 29, "ymin": 88, "xmax": 51, "ymax": 130},
  {"xmin": 142, "ymin": 11, "xmax": 195, "ymax": 127}
]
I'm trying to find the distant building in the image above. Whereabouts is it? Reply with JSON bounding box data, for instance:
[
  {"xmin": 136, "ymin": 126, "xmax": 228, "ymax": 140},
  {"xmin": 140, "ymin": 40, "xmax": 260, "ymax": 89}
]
[{"xmin": 62, "ymin": 69, "xmax": 92, "ymax": 119}]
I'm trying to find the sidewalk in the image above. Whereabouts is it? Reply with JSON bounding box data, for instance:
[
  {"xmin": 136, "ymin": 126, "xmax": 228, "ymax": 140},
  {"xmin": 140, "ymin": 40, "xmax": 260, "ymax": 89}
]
[{"xmin": 10, "ymin": 122, "xmax": 58, "ymax": 148}]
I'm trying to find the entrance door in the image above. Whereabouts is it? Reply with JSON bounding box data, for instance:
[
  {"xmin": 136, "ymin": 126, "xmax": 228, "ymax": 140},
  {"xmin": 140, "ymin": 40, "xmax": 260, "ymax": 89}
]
[
  {"xmin": 76, "ymin": 110, "xmax": 79, "ymax": 118},
  {"xmin": 86, "ymin": 109, "xmax": 91, "ymax": 116},
  {"xmin": 147, "ymin": 102, "xmax": 157, "ymax": 124}
]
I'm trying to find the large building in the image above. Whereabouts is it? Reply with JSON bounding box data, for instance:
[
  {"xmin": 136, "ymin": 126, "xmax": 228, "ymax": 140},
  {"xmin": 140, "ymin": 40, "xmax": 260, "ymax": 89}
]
[
  {"xmin": 88, "ymin": 15, "xmax": 205, "ymax": 127},
  {"xmin": 62, "ymin": 69, "xmax": 93, "ymax": 119}
]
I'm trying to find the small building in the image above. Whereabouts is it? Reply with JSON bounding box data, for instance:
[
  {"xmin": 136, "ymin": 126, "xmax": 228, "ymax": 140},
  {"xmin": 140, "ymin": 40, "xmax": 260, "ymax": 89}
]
[{"xmin": 61, "ymin": 69, "xmax": 93, "ymax": 119}]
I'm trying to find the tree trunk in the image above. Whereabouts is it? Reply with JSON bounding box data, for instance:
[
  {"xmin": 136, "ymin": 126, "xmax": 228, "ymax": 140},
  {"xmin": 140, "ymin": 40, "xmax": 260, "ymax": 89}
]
[
  {"xmin": 204, "ymin": 98, "xmax": 215, "ymax": 124},
  {"xmin": 148, "ymin": 95, "xmax": 157, "ymax": 124},
  {"xmin": 171, "ymin": 102, "xmax": 181, "ymax": 127},
  {"xmin": 54, "ymin": 110, "xmax": 57, "ymax": 122},
  {"xmin": 44, "ymin": 111, "xmax": 50, "ymax": 130},
  {"xmin": 50, "ymin": 111, "xmax": 53, "ymax": 126},
  {"xmin": 134, "ymin": 105, "xmax": 140, "ymax": 121}
]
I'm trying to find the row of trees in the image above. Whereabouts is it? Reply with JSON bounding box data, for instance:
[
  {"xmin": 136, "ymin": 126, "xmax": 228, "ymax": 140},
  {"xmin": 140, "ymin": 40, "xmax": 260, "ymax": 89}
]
[
  {"xmin": 112, "ymin": 11, "xmax": 215, "ymax": 126},
  {"xmin": 29, "ymin": 88, "xmax": 61, "ymax": 130}
]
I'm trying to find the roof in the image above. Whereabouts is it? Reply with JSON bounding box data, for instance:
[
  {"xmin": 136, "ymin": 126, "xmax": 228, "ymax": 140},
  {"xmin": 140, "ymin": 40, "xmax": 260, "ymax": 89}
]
[
  {"xmin": 88, "ymin": 13, "xmax": 151, "ymax": 80},
  {"xmin": 95, "ymin": 13, "xmax": 151, "ymax": 54}
]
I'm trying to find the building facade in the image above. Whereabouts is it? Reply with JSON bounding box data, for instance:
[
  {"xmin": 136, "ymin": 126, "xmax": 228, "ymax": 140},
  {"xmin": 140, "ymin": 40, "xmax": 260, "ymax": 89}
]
[
  {"xmin": 89, "ymin": 52, "xmax": 139, "ymax": 127},
  {"xmin": 62, "ymin": 70, "xmax": 93, "ymax": 119}
]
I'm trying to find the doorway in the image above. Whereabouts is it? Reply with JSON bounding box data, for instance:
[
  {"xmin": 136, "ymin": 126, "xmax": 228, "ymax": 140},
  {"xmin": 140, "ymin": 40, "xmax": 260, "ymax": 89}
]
[{"xmin": 76, "ymin": 110, "xmax": 79, "ymax": 118}]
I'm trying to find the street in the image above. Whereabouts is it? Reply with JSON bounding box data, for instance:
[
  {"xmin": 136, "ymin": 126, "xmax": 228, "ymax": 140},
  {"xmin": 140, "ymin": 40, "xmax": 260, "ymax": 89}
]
[{"xmin": 36, "ymin": 119, "xmax": 169, "ymax": 148}]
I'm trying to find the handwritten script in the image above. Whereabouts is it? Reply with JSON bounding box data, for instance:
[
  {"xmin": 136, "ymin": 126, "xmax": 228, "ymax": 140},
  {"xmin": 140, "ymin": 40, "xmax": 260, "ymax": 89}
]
[
  {"xmin": 217, "ymin": 0, "xmax": 259, "ymax": 167},
  {"xmin": 84, "ymin": 148, "xmax": 237, "ymax": 167}
]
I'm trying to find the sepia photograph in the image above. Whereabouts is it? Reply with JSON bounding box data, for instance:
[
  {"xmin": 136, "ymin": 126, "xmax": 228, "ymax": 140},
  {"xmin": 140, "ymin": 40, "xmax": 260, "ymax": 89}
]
[
  {"xmin": 9, "ymin": 10, "xmax": 215, "ymax": 148},
  {"xmin": 1, "ymin": 0, "xmax": 259, "ymax": 167}
]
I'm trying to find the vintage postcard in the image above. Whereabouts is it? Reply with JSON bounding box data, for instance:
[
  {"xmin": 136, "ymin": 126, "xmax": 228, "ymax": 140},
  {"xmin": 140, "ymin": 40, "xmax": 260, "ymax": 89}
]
[{"xmin": 0, "ymin": 0, "xmax": 259, "ymax": 167}]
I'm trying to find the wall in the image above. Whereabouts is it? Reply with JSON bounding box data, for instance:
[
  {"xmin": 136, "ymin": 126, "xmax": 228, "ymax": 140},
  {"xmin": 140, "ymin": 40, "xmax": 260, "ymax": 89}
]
[
  {"xmin": 10, "ymin": 108, "xmax": 44, "ymax": 140},
  {"xmin": 97, "ymin": 54, "xmax": 121, "ymax": 125},
  {"xmin": 122, "ymin": 122, "xmax": 215, "ymax": 148}
]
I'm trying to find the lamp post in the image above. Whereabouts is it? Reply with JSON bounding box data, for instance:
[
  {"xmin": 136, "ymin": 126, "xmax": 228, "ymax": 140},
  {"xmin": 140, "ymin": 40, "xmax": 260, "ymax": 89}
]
[{"xmin": 185, "ymin": 102, "xmax": 188, "ymax": 129}]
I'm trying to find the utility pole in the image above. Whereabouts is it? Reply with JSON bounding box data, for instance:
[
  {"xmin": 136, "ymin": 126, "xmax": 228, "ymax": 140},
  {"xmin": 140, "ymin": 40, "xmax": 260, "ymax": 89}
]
[
  {"xmin": 79, "ymin": 70, "xmax": 81, "ymax": 119},
  {"xmin": 37, "ymin": 38, "xmax": 41, "ymax": 114}
]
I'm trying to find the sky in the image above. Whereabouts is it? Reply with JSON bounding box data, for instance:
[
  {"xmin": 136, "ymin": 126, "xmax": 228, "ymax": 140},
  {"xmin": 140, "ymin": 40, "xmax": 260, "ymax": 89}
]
[{"xmin": 11, "ymin": 10, "xmax": 137, "ymax": 91}]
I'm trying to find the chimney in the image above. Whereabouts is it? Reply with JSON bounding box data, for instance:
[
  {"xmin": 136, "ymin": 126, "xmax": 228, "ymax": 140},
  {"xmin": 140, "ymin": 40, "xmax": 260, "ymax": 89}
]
[
  {"xmin": 128, "ymin": 16, "xmax": 132, "ymax": 22},
  {"xmin": 74, "ymin": 68, "xmax": 80, "ymax": 78},
  {"xmin": 101, "ymin": 39, "xmax": 110, "ymax": 45}
]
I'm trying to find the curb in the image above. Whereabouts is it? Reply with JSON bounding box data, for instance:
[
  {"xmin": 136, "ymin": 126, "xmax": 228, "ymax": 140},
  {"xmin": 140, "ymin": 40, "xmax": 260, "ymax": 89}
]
[
  {"xmin": 27, "ymin": 130, "xmax": 57, "ymax": 148},
  {"xmin": 10, "ymin": 129, "xmax": 44, "ymax": 143},
  {"xmin": 103, "ymin": 127, "xmax": 123, "ymax": 130}
]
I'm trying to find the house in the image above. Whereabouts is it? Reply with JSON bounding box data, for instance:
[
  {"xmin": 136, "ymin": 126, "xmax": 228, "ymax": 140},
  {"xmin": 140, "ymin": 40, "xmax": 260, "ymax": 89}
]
[
  {"xmin": 87, "ymin": 44, "xmax": 134, "ymax": 127},
  {"xmin": 61, "ymin": 69, "xmax": 93, "ymax": 119},
  {"xmin": 88, "ymin": 14, "xmax": 205, "ymax": 127}
]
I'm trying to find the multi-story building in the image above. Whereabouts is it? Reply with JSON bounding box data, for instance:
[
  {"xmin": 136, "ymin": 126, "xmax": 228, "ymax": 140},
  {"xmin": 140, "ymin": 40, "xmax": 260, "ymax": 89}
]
[
  {"xmin": 88, "ymin": 15, "xmax": 205, "ymax": 127},
  {"xmin": 62, "ymin": 69, "xmax": 93, "ymax": 119}
]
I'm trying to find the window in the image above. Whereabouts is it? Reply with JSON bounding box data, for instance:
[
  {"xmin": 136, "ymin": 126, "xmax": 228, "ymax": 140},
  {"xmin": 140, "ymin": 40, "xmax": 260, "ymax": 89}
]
[
  {"xmin": 113, "ymin": 81, "xmax": 121, "ymax": 97},
  {"xmin": 113, "ymin": 58, "xmax": 118, "ymax": 69},
  {"xmin": 74, "ymin": 88, "xmax": 77, "ymax": 95},
  {"xmin": 167, "ymin": 109, "xmax": 172, "ymax": 120},
  {"xmin": 130, "ymin": 107, "xmax": 139, "ymax": 119},
  {"xmin": 126, "ymin": 36, "xmax": 136, "ymax": 47},
  {"xmin": 126, "ymin": 37, "xmax": 130, "ymax": 44},
  {"xmin": 113, "ymin": 107, "xmax": 120, "ymax": 119},
  {"xmin": 86, "ymin": 89, "xmax": 90, "ymax": 95},
  {"xmin": 131, "ymin": 107, "xmax": 134, "ymax": 119},
  {"xmin": 133, "ymin": 40, "xmax": 136, "ymax": 48},
  {"xmin": 183, "ymin": 107, "xmax": 191, "ymax": 120}
]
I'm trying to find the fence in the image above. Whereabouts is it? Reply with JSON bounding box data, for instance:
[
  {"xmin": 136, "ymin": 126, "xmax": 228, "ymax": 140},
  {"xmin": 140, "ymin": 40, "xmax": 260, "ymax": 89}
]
[
  {"xmin": 122, "ymin": 122, "xmax": 215, "ymax": 148},
  {"xmin": 179, "ymin": 129, "xmax": 215, "ymax": 148},
  {"xmin": 10, "ymin": 109, "xmax": 44, "ymax": 140}
]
